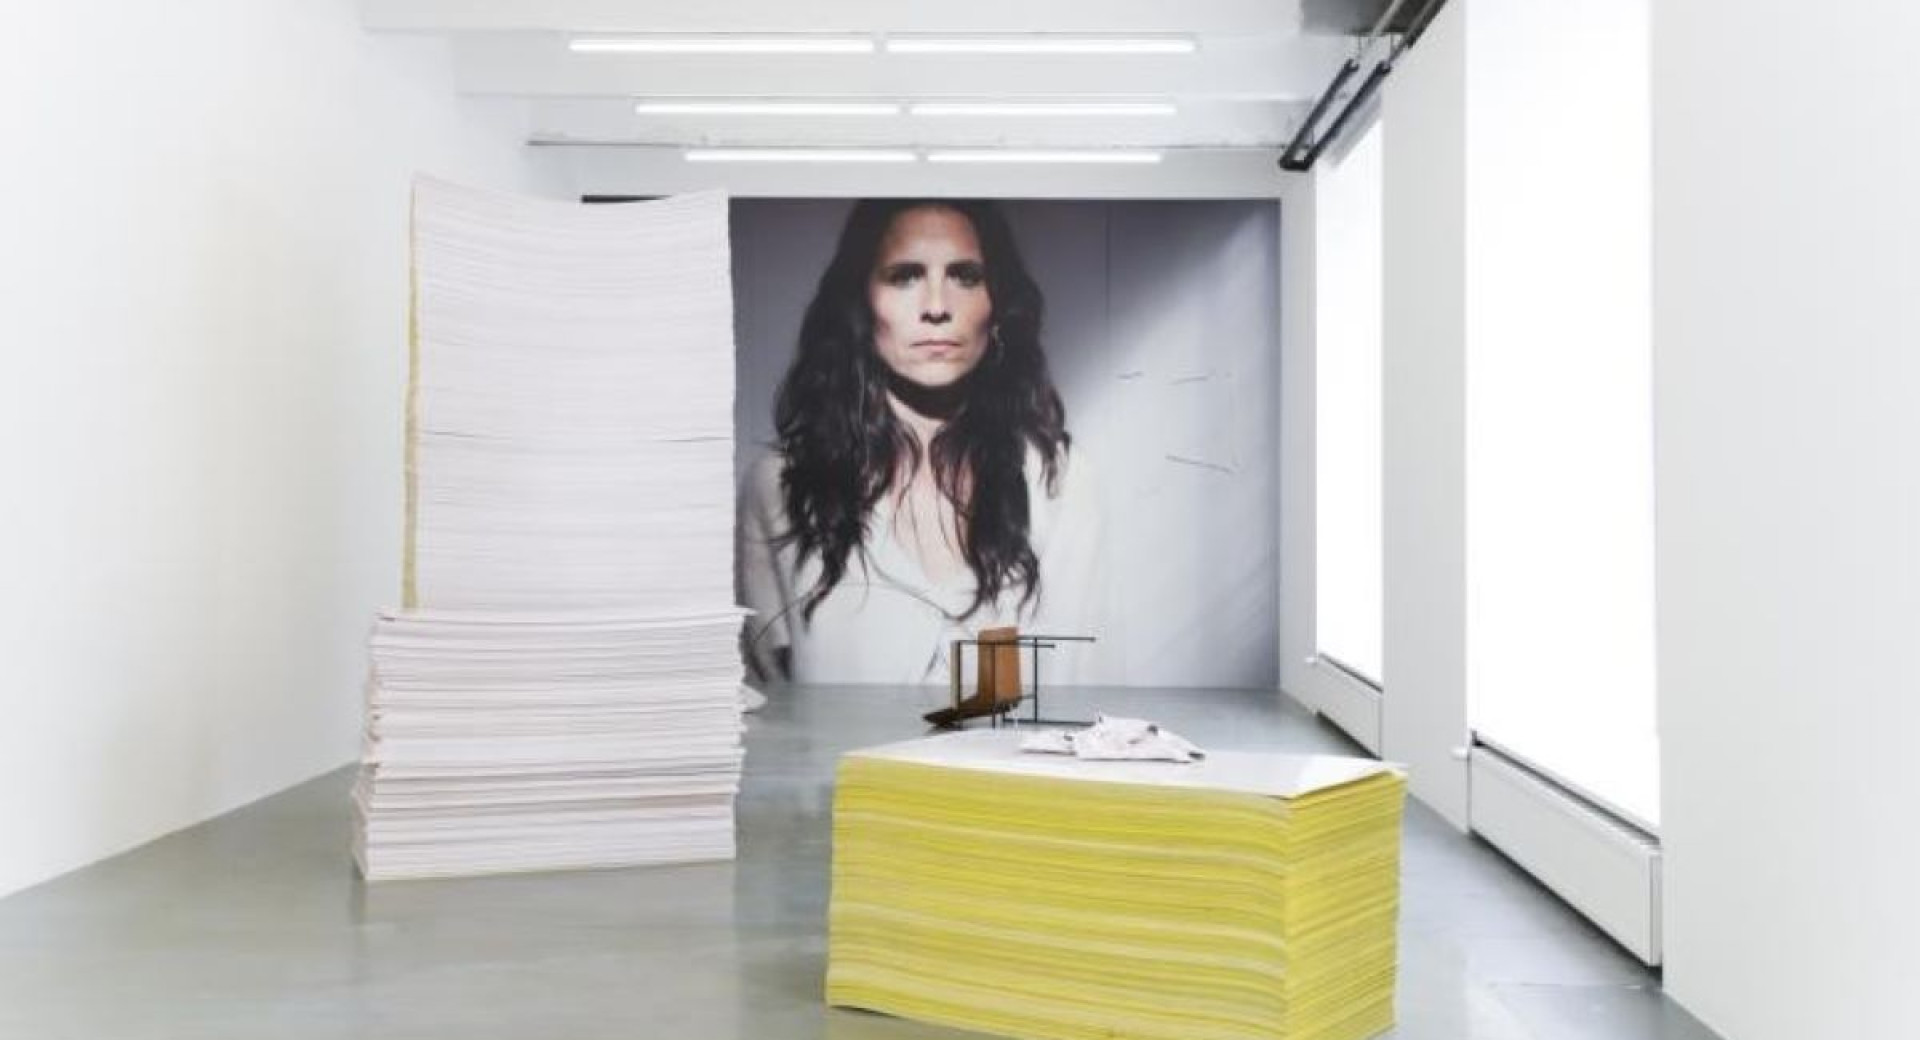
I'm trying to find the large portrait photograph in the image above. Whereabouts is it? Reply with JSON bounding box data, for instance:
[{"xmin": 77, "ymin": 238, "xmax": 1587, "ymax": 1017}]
[{"xmin": 732, "ymin": 198, "xmax": 1280, "ymax": 694}]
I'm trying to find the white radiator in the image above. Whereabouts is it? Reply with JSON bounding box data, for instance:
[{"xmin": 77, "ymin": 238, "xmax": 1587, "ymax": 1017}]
[
  {"xmin": 1468, "ymin": 745, "xmax": 1662, "ymax": 964},
  {"xmin": 1293, "ymin": 655, "xmax": 1383, "ymax": 754}
]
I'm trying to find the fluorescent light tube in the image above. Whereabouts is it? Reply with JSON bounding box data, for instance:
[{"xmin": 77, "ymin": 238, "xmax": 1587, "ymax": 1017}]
[
  {"xmin": 909, "ymin": 101, "xmax": 1177, "ymax": 117},
  {"xmin": 684, "ymin": 149, "xmax": 917, "ymax": 163},
  {"xmin": 637, "ymin": 101, "xmax": 901, "ymax": 116},
  {"xmin": 926, "ymin": 150, "xmax": 1164, "ymax": 164},
  {"xmin": 886, "ymin": 36, "xmax": 1196, "ymax": 55},
  {"xmin": 572, "ymin": 36, "xmax": 875, "ymax": 55}
]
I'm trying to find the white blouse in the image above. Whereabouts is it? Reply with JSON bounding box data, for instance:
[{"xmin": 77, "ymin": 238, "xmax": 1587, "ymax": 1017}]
[{"xmin": 738, "ymin": 446, "xmax": 1104, "ymax": 687}]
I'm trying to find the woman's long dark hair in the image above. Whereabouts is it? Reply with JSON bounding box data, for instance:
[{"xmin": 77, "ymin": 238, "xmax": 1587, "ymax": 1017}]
[{"xmin": 774, "ymin": 199, "xmax": 1069, "ymax": 621}]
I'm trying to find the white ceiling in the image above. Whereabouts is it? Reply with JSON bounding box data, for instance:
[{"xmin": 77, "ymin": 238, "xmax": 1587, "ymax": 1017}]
[{"xmin": 359, "ymin": 0, "xmax": 1378, "ymax": 154}]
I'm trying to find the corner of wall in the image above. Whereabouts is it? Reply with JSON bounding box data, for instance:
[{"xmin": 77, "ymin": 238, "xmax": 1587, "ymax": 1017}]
[{"xmin": 1277, "ymin": 171, "xmax": 1319, "ymax": 703}]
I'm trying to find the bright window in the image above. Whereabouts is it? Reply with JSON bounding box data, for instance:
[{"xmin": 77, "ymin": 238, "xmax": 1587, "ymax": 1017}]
[
  {"xmin": 1464, "ymin": 0, "xmax": 1658, "ymax": 828},
  {"xmin": 1314, "ymin": 120, "xmax": 1385, "ymax": 685}
]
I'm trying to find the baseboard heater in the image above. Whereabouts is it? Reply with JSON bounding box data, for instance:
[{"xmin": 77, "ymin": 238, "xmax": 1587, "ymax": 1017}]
[
  {"xmin": 1467, "ymin": 743, "xmax": 1662, "ymax": 965},
  {"xmin": 1295, "ymin": 655, "xmax": 1383, "ymax": 754}
]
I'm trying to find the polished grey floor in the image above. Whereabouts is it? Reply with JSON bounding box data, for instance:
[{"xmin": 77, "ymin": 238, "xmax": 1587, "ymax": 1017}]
[{"xmin": 0, "ymin": 686, "xmax": 1722, "ymax": 1040}]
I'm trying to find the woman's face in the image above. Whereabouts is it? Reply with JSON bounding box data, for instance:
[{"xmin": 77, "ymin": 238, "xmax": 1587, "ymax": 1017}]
[{"xmin": 867, "ymin": 206, "xmax": 993, "ymax": 390}]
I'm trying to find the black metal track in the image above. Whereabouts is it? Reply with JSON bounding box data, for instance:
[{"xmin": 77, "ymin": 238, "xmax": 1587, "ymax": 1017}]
[
  {"xmin": 1277, "ymin": 0, "xmax": 1450, "ymax": 173},
  {"xmin": 1280, "ymin": 58, "xmax": 1362, "ymax": 171}
]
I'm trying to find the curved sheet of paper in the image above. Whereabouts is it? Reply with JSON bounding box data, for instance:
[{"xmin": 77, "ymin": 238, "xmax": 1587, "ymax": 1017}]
[{"xmin": 849, "ymin": 729, "xmax": 1399, "ymax": 800}]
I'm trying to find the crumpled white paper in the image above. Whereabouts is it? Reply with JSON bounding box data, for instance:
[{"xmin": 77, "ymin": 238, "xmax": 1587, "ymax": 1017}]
[
  {"xmin": 1019, "ymin": 714, "xmax": 1207, "ymax": 763},
  {"xmin": 739, "ymin": 684, "xmax": 767, "ymax": 714}
]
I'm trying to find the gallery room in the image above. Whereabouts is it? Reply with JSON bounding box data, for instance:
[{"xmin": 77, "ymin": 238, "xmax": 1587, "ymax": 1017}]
[{"xmin": 2, "ymin": 2, "xmax": 1912, "ymax": 1039}]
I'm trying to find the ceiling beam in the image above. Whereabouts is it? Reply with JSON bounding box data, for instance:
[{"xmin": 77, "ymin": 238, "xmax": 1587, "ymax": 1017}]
[
  {"xmin": 362, "ymin": 0, "xmax": 1304, "ymax": 35},
  {"xmin": 529, "ymin": 100, "xmax": 1307, "ymax": 149},
  {"xmin": 451, "ymin": 34, "xmax": 1348, "ymax": 101},
  {"xmin": 553, "ymin": 146, "xmax": 1294, "ymax": 200}
]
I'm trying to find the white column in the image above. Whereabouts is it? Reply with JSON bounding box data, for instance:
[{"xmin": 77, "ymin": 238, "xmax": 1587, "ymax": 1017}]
[
  {"xmin": 1380, "ymin": 0, "xmax": 1470, "ymax": 828},
  {"xmin": 1651, "ymin": 1, "xmax": 1920, "ymax": 1036}
]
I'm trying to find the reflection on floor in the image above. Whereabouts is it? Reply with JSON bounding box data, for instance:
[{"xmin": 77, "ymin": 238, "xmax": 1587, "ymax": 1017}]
[{"xmin": 0, "ymin": 685, "xmax": 1723, "ymax": 1040}]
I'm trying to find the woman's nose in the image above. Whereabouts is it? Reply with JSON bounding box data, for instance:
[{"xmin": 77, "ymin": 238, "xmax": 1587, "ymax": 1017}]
[{"xmin": 921, "ymin": 281, "xmax": 950, "ymax": 323}]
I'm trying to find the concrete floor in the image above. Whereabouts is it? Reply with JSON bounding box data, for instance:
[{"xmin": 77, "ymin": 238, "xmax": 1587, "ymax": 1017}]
[{"xmin": 0, "ymin": 686, "xmax": 1722, "ymax": 1040}]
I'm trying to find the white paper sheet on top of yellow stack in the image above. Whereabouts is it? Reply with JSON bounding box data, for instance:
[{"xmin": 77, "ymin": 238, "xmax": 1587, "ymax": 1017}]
[{"xmin": 827, "ymin": 729, "xmax": 1407, "ymax": 1040}]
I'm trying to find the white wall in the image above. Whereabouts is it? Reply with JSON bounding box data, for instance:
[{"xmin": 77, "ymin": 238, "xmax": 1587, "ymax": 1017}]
[
  {"xmin": 1651, "ymin": 1, "xmax": 1920, "ymax": 1036},
  {"xmin": 1278, "ymin": 172, "xmax": 1319, "ymax": 702},
  {"xmin": 1379, "ymin": 0, "xmax": 1470, "ymax": 827},
  {"xmin": 0, "ymin": 0, "xmax": 557, "ymax": 898}
]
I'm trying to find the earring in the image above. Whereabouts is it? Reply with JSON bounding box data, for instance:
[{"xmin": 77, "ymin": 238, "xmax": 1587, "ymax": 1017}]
[{"xmin": 989, "ymin": 324, "xmax": 1005, "ymax": 362}]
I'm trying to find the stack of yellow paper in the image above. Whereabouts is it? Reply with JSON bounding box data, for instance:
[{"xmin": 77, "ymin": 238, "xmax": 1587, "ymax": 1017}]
[{"xmin": 827, "ymin": 731, "xmax": 1405, "ymax": 1040}]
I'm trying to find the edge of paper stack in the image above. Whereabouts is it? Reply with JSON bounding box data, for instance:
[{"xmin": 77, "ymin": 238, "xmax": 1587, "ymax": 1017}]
[
  {"xmin": 354, "ymin": 178, "xmax": 745, "ymax": 881},
  {"xmin": 827, "ymin": 731, "xmax": 1408, "ymax": 1040}
]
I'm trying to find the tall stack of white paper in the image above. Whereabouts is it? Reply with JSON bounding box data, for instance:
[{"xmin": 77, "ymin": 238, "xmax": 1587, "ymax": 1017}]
[
  {"xmin": 353, "ymin": 179, "xmax": 743, "ymax": 881},
  {"xmin": 405, "ymin": 178, "xmax": 736, "ymax": 613}
]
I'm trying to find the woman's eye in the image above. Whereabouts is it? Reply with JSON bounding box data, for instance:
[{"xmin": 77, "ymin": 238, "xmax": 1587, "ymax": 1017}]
[
  {"xmin": 950, "ymin": 264, "xmax": 985, "ymax": 288},
  {"xmin": 880, "ymin": 265, "xmax": 921, "ymax": 287}
]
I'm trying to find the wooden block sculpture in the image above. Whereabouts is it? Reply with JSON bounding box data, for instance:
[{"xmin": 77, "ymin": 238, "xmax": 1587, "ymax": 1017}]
[{"xmin": 926, "ymin": 626, "xmax": 1024, "ymax": 727}]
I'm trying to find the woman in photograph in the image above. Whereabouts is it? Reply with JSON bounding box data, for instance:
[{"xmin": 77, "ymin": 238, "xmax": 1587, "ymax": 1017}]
[{"xmin": 739, "ymin": 199, "xmax": 1101, "ymax": 688}]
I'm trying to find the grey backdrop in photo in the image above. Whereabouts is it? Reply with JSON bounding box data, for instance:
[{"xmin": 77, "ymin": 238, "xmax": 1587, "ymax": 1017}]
[{"xmin": 730, "ymin": 199, "xmax": 1280, "ymax": 688}]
